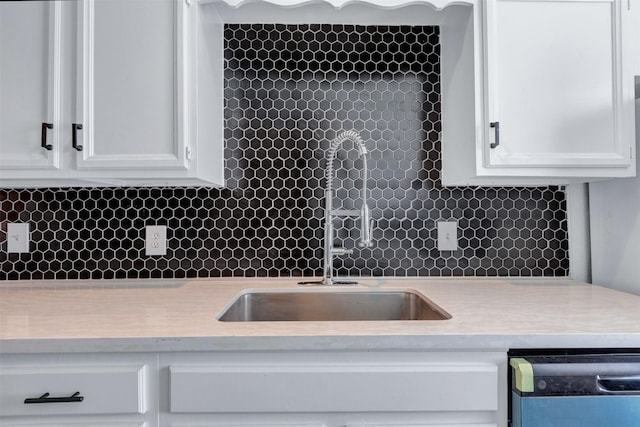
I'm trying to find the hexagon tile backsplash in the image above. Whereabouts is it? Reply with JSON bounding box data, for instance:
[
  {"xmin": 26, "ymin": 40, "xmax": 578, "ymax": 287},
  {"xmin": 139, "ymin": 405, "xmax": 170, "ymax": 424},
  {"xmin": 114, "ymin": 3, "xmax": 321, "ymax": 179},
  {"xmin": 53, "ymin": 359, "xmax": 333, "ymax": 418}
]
[{"xmin": 0, "ymin": 24, "xmax": 568, "ymax": 280}]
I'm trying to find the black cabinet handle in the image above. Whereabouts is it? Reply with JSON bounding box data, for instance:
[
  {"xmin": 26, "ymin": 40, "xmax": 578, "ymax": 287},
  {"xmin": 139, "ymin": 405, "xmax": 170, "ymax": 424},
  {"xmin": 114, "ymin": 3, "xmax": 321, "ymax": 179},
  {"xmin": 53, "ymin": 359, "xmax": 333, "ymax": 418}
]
[
  {"xmin": 41, "ymin": 123, "xmax": 53, "ymax": 151},
  {"xmin": 490, "ymin": 121, "xmax": 500, "ymax": 149},
  {"xmin": 72, "ymin": 123, "xmax": 83, "ymax": 151},
  {"xmin": 24, "ymin": 391, "xmax": 84, "ymax": 404}
]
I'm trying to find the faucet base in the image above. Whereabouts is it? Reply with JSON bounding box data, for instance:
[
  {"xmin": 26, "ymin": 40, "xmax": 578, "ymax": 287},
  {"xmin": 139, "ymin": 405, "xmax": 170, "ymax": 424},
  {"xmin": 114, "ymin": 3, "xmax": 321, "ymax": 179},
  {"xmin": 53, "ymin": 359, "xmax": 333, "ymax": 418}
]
[
  {"xmin": 328, "ymin": 280, "xmax": 359, "ymax": 286},
  {"xmin": 297, "ymin": 279, "xmax": 359, "ymax": 286},
  {"xmin": 297, "ymin": 281, "xmax": 323, "ymax": 286}
]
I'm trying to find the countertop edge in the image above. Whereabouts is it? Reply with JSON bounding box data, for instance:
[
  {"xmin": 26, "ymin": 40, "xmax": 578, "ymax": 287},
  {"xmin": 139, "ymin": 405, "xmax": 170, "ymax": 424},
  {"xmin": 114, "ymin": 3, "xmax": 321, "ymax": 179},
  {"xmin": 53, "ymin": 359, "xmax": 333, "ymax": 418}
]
[{"xmin": 3, "ymin": 333, "xmax": 640, "ymax": 354}]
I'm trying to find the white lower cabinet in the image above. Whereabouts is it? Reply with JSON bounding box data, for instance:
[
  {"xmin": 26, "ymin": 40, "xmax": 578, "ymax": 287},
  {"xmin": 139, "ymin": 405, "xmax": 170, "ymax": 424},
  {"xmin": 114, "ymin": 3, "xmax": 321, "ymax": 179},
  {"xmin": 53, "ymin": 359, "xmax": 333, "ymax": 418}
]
[
  {"xmin": 0, "ymin": 353, "xmax": 157, "ymax": 427},
  {"xmin": 0, "ymin": 350, "xmax": 506, "ymax": 427},
  {"xmin": 160, "ymin": 351, "xmax": 506, "ymax": 427}
]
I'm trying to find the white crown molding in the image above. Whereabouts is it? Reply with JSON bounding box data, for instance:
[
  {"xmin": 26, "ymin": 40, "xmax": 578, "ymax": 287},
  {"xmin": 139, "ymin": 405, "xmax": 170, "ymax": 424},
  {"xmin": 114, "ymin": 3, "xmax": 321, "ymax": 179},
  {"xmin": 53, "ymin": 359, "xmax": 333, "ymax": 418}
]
[{"xmin": 199, "ymin": 0, "xmax": 475, "ymax": 11}]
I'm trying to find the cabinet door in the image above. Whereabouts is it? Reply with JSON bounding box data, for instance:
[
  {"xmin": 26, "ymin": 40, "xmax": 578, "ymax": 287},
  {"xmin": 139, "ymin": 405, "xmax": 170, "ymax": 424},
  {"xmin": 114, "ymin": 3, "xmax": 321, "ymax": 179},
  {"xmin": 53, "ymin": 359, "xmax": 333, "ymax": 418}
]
[
  {"xmin": 74, "ymin": 0, "xmax": 190, "ymax": 172},
  {"xmin": 0, "ymin": 1, "xmax": 62, "ymax": 171},
  {"xmin": 169, "ymin": 363, "xmax": 497, "ymax": 413},
  {"xmin": 485, "ymin": 0, "xmax": 631, "ymax": 169}
]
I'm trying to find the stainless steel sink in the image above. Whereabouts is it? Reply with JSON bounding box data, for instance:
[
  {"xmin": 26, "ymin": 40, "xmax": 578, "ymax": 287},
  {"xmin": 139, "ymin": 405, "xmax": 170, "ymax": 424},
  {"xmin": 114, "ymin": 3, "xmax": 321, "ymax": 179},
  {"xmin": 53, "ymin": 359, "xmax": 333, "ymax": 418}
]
[{"xmin": 217, "ymin": 290, "xmax": 451, "ymax": 322}]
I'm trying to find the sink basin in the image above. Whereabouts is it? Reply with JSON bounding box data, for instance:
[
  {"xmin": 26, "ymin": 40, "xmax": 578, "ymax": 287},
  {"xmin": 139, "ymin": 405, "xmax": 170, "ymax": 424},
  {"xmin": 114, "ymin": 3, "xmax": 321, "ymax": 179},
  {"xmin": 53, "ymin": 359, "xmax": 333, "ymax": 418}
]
[{"xmin": 217, "ymin": 289, "xmax": 451, "ymax": 322}]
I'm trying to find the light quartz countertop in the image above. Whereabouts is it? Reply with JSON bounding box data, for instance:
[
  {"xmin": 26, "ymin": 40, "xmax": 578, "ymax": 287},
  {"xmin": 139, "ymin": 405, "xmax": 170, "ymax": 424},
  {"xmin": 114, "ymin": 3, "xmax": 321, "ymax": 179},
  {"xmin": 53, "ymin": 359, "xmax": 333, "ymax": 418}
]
[{"xmin": 1, "ymin": 277, "xmax": 639, "ymax": 354}]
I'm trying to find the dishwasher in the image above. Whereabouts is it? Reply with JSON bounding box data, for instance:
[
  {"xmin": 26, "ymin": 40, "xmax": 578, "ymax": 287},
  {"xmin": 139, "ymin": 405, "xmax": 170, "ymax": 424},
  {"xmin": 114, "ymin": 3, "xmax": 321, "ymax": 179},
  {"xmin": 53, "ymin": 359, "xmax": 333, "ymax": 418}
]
[{"xmin": 508, "ymin": 351, "xmax": 640, "ymax": 427}]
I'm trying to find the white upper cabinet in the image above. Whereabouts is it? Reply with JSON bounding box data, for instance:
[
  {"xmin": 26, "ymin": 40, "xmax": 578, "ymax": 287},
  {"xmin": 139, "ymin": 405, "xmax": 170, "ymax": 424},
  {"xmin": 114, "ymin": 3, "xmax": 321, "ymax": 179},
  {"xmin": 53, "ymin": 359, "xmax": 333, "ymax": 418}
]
[
  {"xmin": 2, "ymin": 0, "xmax": 635, "ymax": 188},
  {"xmin": 0, "ymin": 0, "xmax": 224, "ymax": 188},
  {"xmin": 486, "ymin": 0, "xmax": 625, "ymax": 169},
  {"xmin": 442, "ymin": 0, "xmax": 637, "ymax": 186},
  {"xmin": 75, "ymin": 0, "xmax": 189, "ymax": 172},
  {"xmin": 0, "ymin": 1, "xmax": 62, "ymax": 172}
]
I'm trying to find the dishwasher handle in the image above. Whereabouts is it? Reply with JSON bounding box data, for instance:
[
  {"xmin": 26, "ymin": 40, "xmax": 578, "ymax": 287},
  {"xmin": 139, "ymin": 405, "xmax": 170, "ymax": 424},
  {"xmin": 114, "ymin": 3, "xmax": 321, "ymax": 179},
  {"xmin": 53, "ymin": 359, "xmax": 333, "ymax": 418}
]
[{"xmin": 597, "ymin": 375, "xmax": 640, "ymax": 394}]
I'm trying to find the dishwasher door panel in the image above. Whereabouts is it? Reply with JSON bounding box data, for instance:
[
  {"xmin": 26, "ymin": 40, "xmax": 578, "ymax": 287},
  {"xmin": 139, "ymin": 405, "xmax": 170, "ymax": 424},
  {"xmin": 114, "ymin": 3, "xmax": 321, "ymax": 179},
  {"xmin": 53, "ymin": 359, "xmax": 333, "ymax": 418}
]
[{"xmin": 512, "ymin": 392, "xmax": 640, "ymax": 427}]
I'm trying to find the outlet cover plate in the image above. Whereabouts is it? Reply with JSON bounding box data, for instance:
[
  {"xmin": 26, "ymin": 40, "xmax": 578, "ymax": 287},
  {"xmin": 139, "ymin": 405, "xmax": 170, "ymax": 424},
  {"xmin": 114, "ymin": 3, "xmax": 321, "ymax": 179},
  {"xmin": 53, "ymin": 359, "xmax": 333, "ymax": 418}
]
[
  {"xmin": 145, "ymin": 225, "xmax": 167, "ymax": 256},
  {"xmin": 7, "ymin": 223, "xmax": 30, "ymax": 253},
  {"xmin": 437, "ymin": 221, "xmax": 458, "ymax": 251}
]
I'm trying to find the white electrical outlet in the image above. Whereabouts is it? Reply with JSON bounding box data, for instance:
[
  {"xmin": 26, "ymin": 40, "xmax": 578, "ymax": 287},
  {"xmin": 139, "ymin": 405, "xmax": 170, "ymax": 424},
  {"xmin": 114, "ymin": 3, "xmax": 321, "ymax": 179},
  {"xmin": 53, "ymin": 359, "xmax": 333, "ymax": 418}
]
[
  {"xmin": 437, "ymin": 221, "xmax": 458, "ymax": 251},
  {"xmin": 7, "ymin": 223, "xmax": 30, "ymax": 253},
  {"xmin": 145, "ymin": 225, "xmax": 167, "ymax": 256}
]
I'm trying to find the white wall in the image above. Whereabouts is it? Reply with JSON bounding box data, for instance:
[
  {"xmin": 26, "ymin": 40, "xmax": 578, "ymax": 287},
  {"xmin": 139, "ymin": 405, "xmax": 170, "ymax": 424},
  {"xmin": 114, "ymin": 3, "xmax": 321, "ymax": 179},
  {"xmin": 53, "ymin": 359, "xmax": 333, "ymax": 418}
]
[
  {"xmin": 588, "ymin": 3, "xmax": 640, "ymax": 295},
  {"xmin": 589, "ymin": 92, "xmax": 640, "ymax": 294}
]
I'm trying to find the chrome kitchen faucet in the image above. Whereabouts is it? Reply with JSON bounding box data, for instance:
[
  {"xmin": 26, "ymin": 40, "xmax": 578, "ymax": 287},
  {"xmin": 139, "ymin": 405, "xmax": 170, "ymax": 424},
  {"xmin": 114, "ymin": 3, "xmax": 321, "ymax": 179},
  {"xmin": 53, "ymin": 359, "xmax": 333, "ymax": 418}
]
[{"xmin": 322, "ymin": 130, "xmax": 373, "ymax": 285}]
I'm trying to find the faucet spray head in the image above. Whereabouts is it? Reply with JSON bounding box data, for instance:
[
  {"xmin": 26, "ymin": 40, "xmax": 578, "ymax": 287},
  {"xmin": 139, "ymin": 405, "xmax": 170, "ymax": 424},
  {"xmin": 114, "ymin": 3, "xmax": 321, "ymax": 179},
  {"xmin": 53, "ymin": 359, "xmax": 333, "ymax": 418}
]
[{"xmin": 358, "ymin": 204, "xmax": 374, "ymax": 248}]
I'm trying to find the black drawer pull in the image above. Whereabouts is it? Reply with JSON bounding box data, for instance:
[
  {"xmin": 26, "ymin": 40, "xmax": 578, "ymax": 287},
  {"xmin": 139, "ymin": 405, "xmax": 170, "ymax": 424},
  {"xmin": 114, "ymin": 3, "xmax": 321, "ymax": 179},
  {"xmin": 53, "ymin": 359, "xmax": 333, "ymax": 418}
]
[
  {"xmin": 41, "ymin": 122, "xmax": 53, "ymax": 150},
  {"xmin": 24, "ymin": 391, "xmax": 84, "ymax": 404},
  {"xmin": 72, "ymin": 123, "xmax": 83, "ymax": 151},
  {"xmin": 490, "ymin": 121, "xmax": 500, "ymax": 148}
]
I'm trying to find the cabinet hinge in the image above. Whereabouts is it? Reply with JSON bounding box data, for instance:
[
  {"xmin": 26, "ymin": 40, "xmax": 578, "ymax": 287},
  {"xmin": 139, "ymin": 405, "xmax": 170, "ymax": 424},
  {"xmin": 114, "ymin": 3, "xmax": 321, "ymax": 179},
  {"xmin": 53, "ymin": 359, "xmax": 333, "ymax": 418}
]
[{"xmin": 185, "ymin": 146, "xmax": 192, "ymax": 161}]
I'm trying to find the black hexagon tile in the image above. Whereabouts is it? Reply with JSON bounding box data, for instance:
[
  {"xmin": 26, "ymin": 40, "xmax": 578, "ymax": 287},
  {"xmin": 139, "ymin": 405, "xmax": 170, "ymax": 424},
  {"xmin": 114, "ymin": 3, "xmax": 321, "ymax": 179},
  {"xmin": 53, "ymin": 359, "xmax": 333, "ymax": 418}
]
[{"xmin": 0, "ymin": 24, "xmax": 568, "ymax": 280}]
